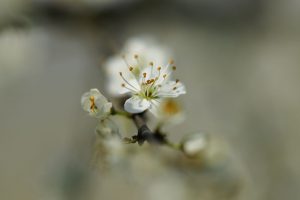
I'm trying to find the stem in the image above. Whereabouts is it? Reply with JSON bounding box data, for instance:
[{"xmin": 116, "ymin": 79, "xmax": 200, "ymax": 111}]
[
  {"xmin": 132, "ymin": 114, "xmax": 165, "ymax": 145},
  {"xmin": 125, "ymin": 113, "xmax": 182, "ymax": 152},
  {"xmin": 132, "ymin": 114, "xmax": 146, "ymax": 128}
]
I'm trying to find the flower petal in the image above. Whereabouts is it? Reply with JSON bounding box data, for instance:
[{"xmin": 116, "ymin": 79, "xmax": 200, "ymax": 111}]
[
  {"xmin": 148, "ymin": 99, "xmax": 161, "ymax": 117},
  {"xmin": 157, "ymin": 81, "xmax": 186, "ymax": 98},
  {"xmin": 104, "ymin": 57, "xmax": 130, "ymax": 96},
  {"xmin": 81, "ymin": 92, "xmax": 92, "ymax": 112},
  {"xmin": 124, "ymin": 96, "xmax": 151, "ymax": 113}
]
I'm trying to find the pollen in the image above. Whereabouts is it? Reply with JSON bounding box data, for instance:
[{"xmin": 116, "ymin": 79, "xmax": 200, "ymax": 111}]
[
  {"xmin": 89, "ymin": 96, "xmax": 97, "ymax": 112},
  {"xmin": 146, "ymin": 79, "xmax": 155, "ymax": 85}
]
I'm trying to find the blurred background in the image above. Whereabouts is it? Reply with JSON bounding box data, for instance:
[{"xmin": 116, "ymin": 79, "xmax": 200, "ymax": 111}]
[{"xmin": 0, "ymin": 0, "xmax": 300, "ymax": 200}]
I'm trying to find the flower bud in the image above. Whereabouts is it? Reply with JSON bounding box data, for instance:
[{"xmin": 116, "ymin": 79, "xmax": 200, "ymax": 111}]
[
  {"xmin": 181, "ymin": 132, "xmax": 209, "ymax": 157},
  {"xmin": 81, "ymin": 88, "xmax": 112, "ymax": 119}
]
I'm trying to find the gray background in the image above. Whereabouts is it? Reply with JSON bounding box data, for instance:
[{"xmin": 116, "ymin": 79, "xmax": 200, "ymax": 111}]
[{"xmin": 0, "ymin": 0, "xmax": 300, "ymax": 199}]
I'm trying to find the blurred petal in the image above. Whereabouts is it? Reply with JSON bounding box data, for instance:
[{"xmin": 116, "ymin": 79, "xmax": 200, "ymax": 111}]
[{"xmin": 124, "ymin": 96, "xmax": 150, "ymax": 113}]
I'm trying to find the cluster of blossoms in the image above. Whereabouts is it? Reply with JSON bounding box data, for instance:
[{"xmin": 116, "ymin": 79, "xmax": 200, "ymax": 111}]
[{"xmin": 81, "ymin": 37, "xmax": 206, "ymax": 156}]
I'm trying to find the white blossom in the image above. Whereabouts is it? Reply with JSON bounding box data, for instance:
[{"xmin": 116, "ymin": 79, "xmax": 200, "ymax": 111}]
[
  {"xmin": 81, "ymin": 88, "xmax": 112, "ymax": 119},
  {"xmin": 120, "ymin": 59, "xmax": 186, "ymax": 113},
  {"xmin": 104, "ymin": 37, "xmax": 172, "ymax": 96}
]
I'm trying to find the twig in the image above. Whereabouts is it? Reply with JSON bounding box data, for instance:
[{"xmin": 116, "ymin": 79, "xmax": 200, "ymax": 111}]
[{"xmin": 132, "ymin": 114, "xmax": 166, "ymax": 145}]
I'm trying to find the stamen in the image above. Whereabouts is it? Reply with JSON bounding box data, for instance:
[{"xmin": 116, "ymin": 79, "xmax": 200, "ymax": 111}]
[
  {"xmin": 129, "ymin": 66, "xmax": 134, "ymax": 71},
  {"xmin": 157, "ymin": 66, "xmax": 162, "ymax": 71},
  {"xmin": 163, "ymin": 74, "xmax": 167, "ymax": 79},
  {"xmin": 121, "ymin": 55, "xmax": 131, "ymax": 68},
  {"xmin": 176, "ymin": 79, "xmax": 180, "ymax": 83},
  {"xmin": 134, "ymin": 54, "xmax": 139, "ymax": 59},
  {"xmin": 150, "ymin": 62, "xmax": 154, "ymax": 77},
  {"xmin": 143, "ymin": 73, "xmax": 147, "ymax": 78},
  {"xmin": 89, "ymin": 96, "xmax": 97, "ymax": 112},
  {"xmin": 163, "ymin": 59, "xmax": 175, "ymax": 73},
  {"xmin": 173, "ymin": 87, "xmax": 177, "ymax": 90},
  {"xmin": 172, "ymin": 66, "xmax": 177, "ymax": 71},
  {"xmin": 121, "ymin": 83, "xmax": 139, "ymax": 93},
  {"xmin": 119, "ymin": 71, "xmax": 139, "ymax": 91}
]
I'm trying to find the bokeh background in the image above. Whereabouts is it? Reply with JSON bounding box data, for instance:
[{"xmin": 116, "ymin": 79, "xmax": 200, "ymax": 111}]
[{"xmin": 1, "ymin": 0, "xmax": 300, "ymax": 200}]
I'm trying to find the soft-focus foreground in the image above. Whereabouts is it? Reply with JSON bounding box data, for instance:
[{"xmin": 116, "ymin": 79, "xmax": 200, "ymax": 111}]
[{"xmin": 1, "ymin": 1, "xmax": 300, "ymax": 200}]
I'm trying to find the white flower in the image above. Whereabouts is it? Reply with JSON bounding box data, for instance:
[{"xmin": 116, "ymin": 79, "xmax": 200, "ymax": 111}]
[
  {"xmin": 81, "ymin": 88, "xmax": 112, "ymax": 119},
  {"xmin": 120, "ymin": 59, "xmax": 186, "ymax": 113},
  {"xmin": 104, "ymin": 37, "xmax": 172, "ymax": 96}
]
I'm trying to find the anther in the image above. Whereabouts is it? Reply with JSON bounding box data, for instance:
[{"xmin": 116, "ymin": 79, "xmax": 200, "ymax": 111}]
[
  {"xmin": 121, "ymin": 83, "xmax": 126, "ymax": 87},
  {"xmin": 176, "ymin": 79, "xmax": 180, "ymax": 83},
  {"xmin": 163, "ymin": 74, "xmax": 167, "ymax": 79},
  {"xmin": 134, "ymin": 54, "xmax": 139, "ymax": 59},
  {"xmin": 169, "ymin": 59, "xmax": 175, "ymax": 65},
  {"xmin": 173, "ymin": 87, "xmax": 177, "ymax": 90},
  {"xmin": 89, "ymin": 96, "xmax": 96, "ymax": 111},
  {"xmin": 143, "ymin": 73, "xmax": 147, "ymax": 78},
  {"xmin": 149, "ymin": 62, "xmax": 154, "ymax": 66},
  {"xmin": 129, "ymin": 67, "xmax": 133, "ymax": 71},
  {"xmin": 119, "ymin": 72, "xmax": 123, "ymax": 76},
  {"xmin": 157, "ymin": 66, "xmax": 161, "ymax": 71},
  {"xmin": 172, "ymin": 66, "xmax": 177, "ymax": 71}
]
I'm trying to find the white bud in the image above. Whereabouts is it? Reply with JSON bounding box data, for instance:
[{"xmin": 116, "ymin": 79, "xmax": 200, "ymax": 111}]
[
  {"xmin": 81, "ymin": 88, "xmax": 112, "ymax": 119},
  {"xmin": 181, "ymin": 132, "xmax": 209, "ymax": 157}
]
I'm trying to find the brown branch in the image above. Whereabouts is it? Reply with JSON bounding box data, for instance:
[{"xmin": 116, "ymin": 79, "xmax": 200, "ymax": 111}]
[{"xmin": 132, "ymin": 114, "xmax": 166, "ymax": 146}]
